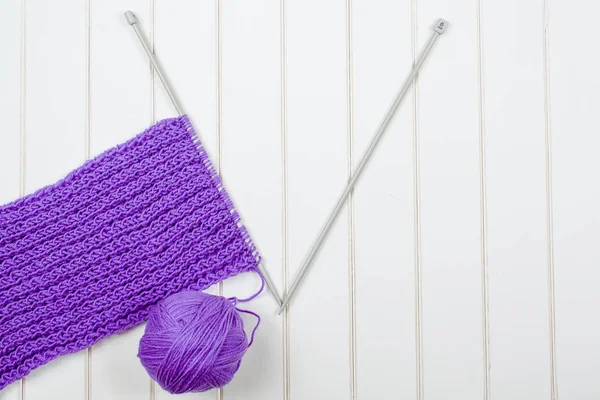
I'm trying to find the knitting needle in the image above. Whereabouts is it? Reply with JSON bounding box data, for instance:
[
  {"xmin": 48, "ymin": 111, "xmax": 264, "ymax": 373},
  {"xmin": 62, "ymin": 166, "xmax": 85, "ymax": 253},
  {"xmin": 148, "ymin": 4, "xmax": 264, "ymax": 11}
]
[
  {"xmin": 277, "ymin": 19, "xmax": 448, "ymax": 315},
  {"xmin": 124, "ymin": 11, "xmax": 283, "ymax": 307},
  {"xmin": 125, "ymin": 11, "xmax": 183, "ymax": 115}
]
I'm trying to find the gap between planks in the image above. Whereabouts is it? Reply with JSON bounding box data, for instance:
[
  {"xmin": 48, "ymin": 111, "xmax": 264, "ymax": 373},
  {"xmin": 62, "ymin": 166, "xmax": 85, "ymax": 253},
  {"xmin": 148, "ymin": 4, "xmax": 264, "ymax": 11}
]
[
  {"xmin": 476, "ymin": 1, "xmax": 491, "ymax": 399},
  {"xmin": 542, "ymin": 0, "xmax": 558, "ymax": 397},
  {"xmin": 410, "ymin": 2, "xmax": 424, "ymax": 399},
  {"xmin": 280, "ymin": 0, "xmax": 291, "ymax": 399}
]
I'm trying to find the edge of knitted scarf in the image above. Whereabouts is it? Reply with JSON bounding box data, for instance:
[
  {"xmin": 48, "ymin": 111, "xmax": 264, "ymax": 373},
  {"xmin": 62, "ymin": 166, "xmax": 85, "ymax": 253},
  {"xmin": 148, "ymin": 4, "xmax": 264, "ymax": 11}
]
[{"xmin": 181, "ymin": 114, "xmax": 261, "ymax": 267}]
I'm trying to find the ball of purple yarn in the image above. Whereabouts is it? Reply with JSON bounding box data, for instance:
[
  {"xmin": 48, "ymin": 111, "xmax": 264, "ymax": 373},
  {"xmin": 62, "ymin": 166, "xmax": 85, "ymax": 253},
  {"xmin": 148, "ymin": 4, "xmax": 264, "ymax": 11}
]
[{"xmin": 138, "ymin": 290, "xmax": 249, "ymax": 394}]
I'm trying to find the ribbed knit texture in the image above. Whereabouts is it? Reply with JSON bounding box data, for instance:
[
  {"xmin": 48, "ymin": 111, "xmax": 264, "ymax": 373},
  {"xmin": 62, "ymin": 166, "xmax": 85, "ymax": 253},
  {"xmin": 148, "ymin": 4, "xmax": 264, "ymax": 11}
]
[{"xmin": 0, "ymin": 115, "xmax": 260, "ymax": 390}]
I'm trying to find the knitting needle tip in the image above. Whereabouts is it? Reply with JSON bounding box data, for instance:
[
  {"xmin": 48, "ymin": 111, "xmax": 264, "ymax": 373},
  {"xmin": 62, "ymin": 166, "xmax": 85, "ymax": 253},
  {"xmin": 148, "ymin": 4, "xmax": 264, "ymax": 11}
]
[{"xmin": 124, "ymin": 11, "xmax": 138, "ymax": 26}]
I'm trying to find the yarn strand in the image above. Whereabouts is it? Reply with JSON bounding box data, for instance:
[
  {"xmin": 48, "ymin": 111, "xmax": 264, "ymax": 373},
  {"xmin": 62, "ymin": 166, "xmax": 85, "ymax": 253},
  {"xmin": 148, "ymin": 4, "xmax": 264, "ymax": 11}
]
[
  {"xmin": 234, "ymin": 307, "xmax": 261, "ymax": 347},
  {"xmin": 228, "ymin": 267, "xmax": 265, "ymax": 347}
]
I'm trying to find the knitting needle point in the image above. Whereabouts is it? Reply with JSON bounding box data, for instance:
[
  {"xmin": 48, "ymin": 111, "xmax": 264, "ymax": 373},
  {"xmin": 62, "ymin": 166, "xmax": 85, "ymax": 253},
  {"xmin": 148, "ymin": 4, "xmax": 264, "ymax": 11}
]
[
  {"xmin": 125, "ymin": 11, "xmax": 183, "ymax": 116},
  {"xmin": 277, "ymin": 18, "xmax": 448, "ymax": 315},
  {"xmin": 125, "ymin": 11, "xmax": 283, "ymax": 307}
]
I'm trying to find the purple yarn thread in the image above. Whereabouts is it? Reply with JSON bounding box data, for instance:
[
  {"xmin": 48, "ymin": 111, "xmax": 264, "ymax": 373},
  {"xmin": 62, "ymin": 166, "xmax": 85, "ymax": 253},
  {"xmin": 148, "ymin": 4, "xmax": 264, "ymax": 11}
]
[
  {"xmin": 138, "ymin": 275, "xmax": 263, "ymax": 394},
  {"xmin": 0, "ymin": 115, "xmax": 261, "ymax": 390}
]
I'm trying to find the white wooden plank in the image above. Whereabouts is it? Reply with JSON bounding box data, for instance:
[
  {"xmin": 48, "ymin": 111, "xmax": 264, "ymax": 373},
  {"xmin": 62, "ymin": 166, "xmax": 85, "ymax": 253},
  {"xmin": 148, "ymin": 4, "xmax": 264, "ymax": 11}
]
[
  {"xmin": 22, "ymin": 0, "xmax": 88, "ymax": 398},
  {"xmin": 482, "ymin": 1, "xmax": 553, "ymax": 398},
  {"xmin": 351, "ymin": 0, "xmax": 417, "ymax": 398},
  {"xmin": 416, "ymin": 2, "xmax": 484, "ymax": 398},
  {"xmin": 548, "ymin": 1, "xmax": 600, "ymax": 397},
  {"xmin": 0, "ymin": 1, "xmax": 23, "ymax": 398},
  {"xmin": 219, "ymin": 1, "xmax": 284, "ymax": 399},
  {"xmin": 0, "ymin": 0, "xmax": 21, "ymax": 207},
  {"xmin": 286, "ymin": 0, "xmax": 351, "ymax": 398},
  {"xmin": 152, "ymin": 0, "xmax": 219, "ymax": 398},
  {"xmin": 89, "ymin": 2, "xmax": 152, "ymax": 399}
]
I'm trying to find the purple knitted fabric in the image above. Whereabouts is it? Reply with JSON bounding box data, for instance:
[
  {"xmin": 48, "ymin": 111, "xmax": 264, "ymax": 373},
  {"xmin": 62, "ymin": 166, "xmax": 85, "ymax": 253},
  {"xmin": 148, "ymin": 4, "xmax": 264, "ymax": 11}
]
[{"xmin": 0, "ymin": 115, "xmax": 260, "ymax": 390}]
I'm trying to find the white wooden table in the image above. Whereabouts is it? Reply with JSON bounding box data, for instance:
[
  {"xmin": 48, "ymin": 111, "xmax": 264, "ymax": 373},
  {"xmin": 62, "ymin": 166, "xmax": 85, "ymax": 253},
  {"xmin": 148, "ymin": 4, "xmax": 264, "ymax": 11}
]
[{"xmin": 0, "ymin": 0, "xmax": 598, "ymax": 399}]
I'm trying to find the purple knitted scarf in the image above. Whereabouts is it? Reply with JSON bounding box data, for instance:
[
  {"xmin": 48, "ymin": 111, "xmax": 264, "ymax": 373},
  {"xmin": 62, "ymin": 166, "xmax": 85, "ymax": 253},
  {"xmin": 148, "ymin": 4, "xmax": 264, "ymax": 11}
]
[{"xmin": 0, "ymin": 115, "xmax": 260, "ymax": 390}]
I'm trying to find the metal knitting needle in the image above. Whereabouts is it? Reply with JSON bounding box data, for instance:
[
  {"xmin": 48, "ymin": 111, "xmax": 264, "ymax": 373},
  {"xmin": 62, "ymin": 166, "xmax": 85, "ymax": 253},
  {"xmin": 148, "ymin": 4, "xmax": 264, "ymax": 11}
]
[
  {"xmin": 124, "ymin": 11, "xmax": 283, "ymax": 307},
  {"xmin": 277, "ymin": 19, "xmax": 448, "ymax": 315},
  {"xmin": 125, "ymin": 11, "xmax": 183, "ymax": 115}
]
